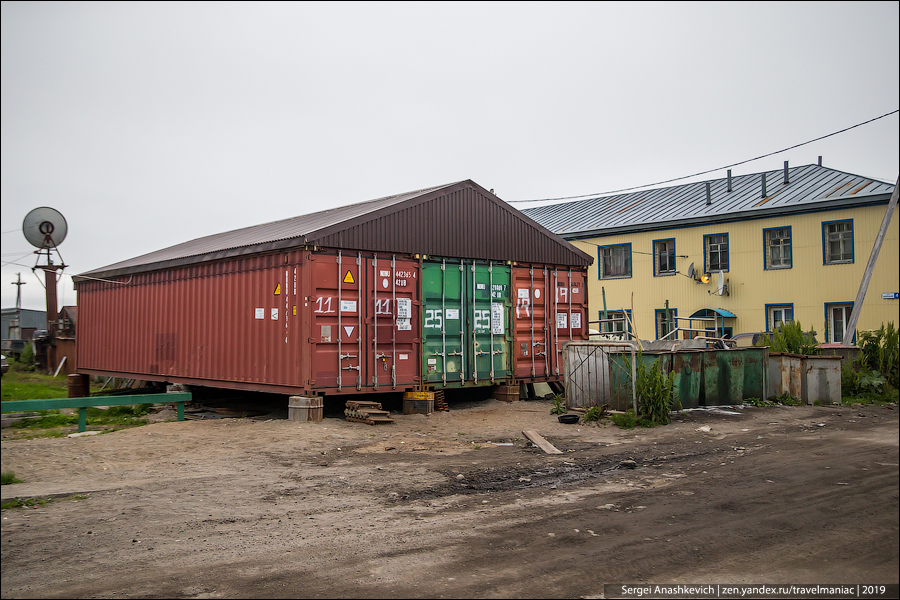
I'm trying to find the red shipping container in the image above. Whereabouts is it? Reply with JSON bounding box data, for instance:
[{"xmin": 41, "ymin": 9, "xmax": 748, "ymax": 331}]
[{"xmin": 77, "ymin": 250, "xmax": 420, "ymax": 396}]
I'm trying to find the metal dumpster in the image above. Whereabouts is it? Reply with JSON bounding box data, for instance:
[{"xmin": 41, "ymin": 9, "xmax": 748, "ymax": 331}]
[
  {"xmin": 671, "ymin": 351, "xmax": 703, "ymax": 409},
  {"xmin": 608, "ymin": 350, "xmax": 672, "ymax": 411},
  {"xmin": 768, "ymin": 352, "xmax": 803, "ymax": 401},
  {"xmin": 801, "ymin": 355, "xmax": 842, "ymax": 405}
]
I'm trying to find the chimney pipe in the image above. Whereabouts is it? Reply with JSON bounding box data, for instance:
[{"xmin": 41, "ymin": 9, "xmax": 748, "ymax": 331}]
[
  {"xmin": 818, "ymin": 156, "xmax": 822, "ymax": 167},
  {"xmin": 706, "ymin": 182, "xmax": 711, "ymax": 205},
  {"xmin": 727, "ymin": 169, "xmax": 732, "ymax": 192},
  {"xmin": 784, "ymin": 161, "xmax": 789, "ymax": 185},
  {"xmin": 761, "ymin": 173, "xmax": 767, "ymax": 198}
]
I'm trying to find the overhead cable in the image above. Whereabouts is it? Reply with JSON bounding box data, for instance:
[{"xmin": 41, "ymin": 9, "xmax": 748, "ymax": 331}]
[{"xmin": 509, "ymin": 109, "xmax": 899, "ymax": 204}]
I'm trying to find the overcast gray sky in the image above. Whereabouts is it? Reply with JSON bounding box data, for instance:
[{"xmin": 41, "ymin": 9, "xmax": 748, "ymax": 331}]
[{"xmin": 2, "ymin": 1, "xmax": 898, "ymax": 312}]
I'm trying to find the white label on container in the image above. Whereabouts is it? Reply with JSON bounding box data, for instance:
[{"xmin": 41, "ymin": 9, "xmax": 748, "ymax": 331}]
[
  {"xmin": 445, "ymin": 308, "xmax": 459, "ymax": 320},
  {"xmin": 396, "ymin": 318, "xmax": 411, "ymax": 331},
  {"xmin": 476, "ymin": 283, "xmax": 486, "ymax": 290},
  {"xmin": 557, "ymin": 312, "xmax": 567, "ymax": 329},
  {"xmin": 343, "ymin": 325, "xmax": 355, "ymax": 338},
  {"xmin": 271, "ymin": 308, "xmax": 278, "ymax": 320},
  {"xmin": 572, "ymin": 312, "xmax": 581, "ymax": 328},
  {"xmin": 427, "ymin": 358, "xmax": 437, "ymax": 365},
  {"xmin": 341, "ymin": 300, "xmax": 356, "ymax": 313},
  {"xmin": 491, "ymin": 302, "xmax": 504, "ymax": 334},
  {"xmin": 396, "ymin": 297, "xmax": 411, "ymax": 319},
  {"xmin": 320, "ymin": 325, "xmax": 331, "ymax": 343},
  {"xmin": 535, "ymin": 288, "xmax": 541, "ymax": 299},
  {"xmin": 572, "ymin": 287, "xmax": 580, "ymax": 295},
  {"xmin": 382, "ymin": 278, "xmax": 389, "ymax": 289},
  {"xmin": 399, "ymin": 354, "xmax": 408, "ymax": 360},
  {"xmin": 255, "ymin": 308, "xmax": 265, "ymax": 320},
  {"xmin": 518, "ymin": 288, "xmax": 530, "ymax": 299}
]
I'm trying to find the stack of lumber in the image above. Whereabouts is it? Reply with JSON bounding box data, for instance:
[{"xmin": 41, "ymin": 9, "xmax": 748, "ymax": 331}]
[{"xmin": 344, "ymin": 400, "xmax": 394, "ymax": 425}]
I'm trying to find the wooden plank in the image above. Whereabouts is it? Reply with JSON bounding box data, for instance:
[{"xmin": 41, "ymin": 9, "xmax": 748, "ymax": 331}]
[{"xmin": 522, "ymin": 430, "xmax": 563, "ymax": 454}]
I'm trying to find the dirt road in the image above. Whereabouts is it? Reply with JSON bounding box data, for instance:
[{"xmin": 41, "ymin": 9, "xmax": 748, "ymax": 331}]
[{"xmin": 2, "ymin": 397, "xmax": 898, "ymax": 598}]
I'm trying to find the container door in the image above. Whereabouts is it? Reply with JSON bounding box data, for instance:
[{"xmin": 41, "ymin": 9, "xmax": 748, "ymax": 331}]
[
  {"xmin": 550, "ymin": 268, "xmax": 587, "ymax": 376},
  {"xmin": 468, "ymin": 261, "xmax": 511, "ymax": 383},
  {"xmin": 512, "ymin": 266, "xmax": 549, "ymax": 379},
  {"xmin": 421, "ymin": 260, "xmax": 466, "ymax": 385},
  {"xmin": 310, "ymin": 251, "xmax": 363, "ymax": 391},
  {"xmin": 366, "ymin": 255, "xmax": 419, "ymax": 390}
]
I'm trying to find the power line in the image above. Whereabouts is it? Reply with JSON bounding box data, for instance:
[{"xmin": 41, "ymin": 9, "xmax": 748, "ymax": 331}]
[{"xmin": 509, "ymin": 109, "xmax": 899, "ymax": 204}]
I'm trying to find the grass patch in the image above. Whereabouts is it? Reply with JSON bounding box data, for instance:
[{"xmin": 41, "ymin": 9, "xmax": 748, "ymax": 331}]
[
  {"xmin": 1, "ymin": 369, "xmax": 103, "ymax": 402},
  {"xmin": 1, "ymin": 471, "xmax": 24, "ymax": 485},
  {"xmin": 4, "ymin": 404, "xmax": 155, "ymax": 439},
  {"xmin": 609, "ymin": 410, "xmax": 655, "ymax": 429},
  {"xmin": 10, "ymin": 406, "xmax": 152, "ymax": 430}
]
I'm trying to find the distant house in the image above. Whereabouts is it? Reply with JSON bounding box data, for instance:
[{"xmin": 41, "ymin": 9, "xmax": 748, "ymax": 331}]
[
  {"xmin": 522, "ymin": 163, "xmax": 898, "ymax": 344},
  {"xmin": 56, "ymin": 306, "xmax": 78, "ymax": 376},
  {"xmin": 1, "ymin": 307, "xmax": 47, "ymax": 357}
]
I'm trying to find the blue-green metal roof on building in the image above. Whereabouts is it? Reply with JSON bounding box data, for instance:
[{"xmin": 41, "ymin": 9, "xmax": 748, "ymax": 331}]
[{"xmin": 521, "ymin": 164, "xmax": 896, "ymax": 239}]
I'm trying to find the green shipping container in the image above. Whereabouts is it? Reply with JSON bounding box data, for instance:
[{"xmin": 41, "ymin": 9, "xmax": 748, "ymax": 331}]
[{"xmin": 421, "ymin": 259, "xmax": 512, "ymax": 387}]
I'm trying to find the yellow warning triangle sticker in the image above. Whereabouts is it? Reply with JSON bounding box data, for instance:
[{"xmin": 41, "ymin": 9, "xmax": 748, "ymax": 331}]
[
  {"xmin": 274, "ymin": 283, "xmax": 281, "ymax": 295},
  {"xmin": 343, "ymin": 270, "xmax": 355, "ymax": 284}
]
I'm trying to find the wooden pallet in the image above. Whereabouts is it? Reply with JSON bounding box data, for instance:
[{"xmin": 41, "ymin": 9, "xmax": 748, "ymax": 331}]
[{"xmin": 345, "ymin": 400, "xmax": 394, "ymax": 425}]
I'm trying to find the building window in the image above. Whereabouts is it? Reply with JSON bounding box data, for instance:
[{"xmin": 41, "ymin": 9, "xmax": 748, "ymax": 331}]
[
  {"xmin": 764, "ymin": 227, "xmax": 792, "ymax": 269},
  {"xmin": 655, "ymin": 308, "xmax": 677, "ymax": 340},
  {"xmin": 599, "ymin": 309, "xmax": 632, "ymax": 337},
  {"xmin": 704, "ymin": 233, "xmax": 729, "ymax": 272},
  {"xmin": 823, "ymin": 220, "xmax": 853, "ymax": 264},
  {"xmin": 705, "ymin": 326, "xmax": 733, "ymax": 339},
  {"xmin": 826, "ymin": 302, "xmax": 854, "ymax": 344},
  {"xmin": 653, "ymin": 239, "xmax": 676, "ymax": 276},
  {"xmin": 766, "ymin": 304, "xmax": 794, "ymax": 332},
  {"xmin": 599, "ymin": 244, "xmax": 632, "ymax": 279}
]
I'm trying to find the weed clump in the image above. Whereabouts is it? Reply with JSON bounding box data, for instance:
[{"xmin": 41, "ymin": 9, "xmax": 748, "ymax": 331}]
[{"xmin": 1, "ymin": 471, "xmax": 24, "ymax": 485}]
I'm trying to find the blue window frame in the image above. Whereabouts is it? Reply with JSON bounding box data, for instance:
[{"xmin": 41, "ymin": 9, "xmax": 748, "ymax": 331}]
[
  {"xmin": 765, "ymin": 303, "xmax": 794, "ymax": 332},
  {"xmin": 825, "ymin": 302, "xmax": 855, "ymax": 344},
  {"xmin": 704, "ymin": 326, "xmax": 733, "ymax": 339},
  {"xmin": 763, "ymin": 226, "xmax": 792, "ymax": 270},
  {"xmin": 599, "ymin": 243, "xmax": 632, "ymax": 279},
  {"xmin": 822, "ymin": 219, "xmax": 854, "ymax": 265},
  {"xmin": 652, "ymin": 238, "xmax": 676, "ymax": 276},
  {"xmin": 703, "ymin": 232, "xmax": 729, "ymax": 273},
  {"xmin": 655, "ymin": 308, "xmax": 678, "ymax": 340}
]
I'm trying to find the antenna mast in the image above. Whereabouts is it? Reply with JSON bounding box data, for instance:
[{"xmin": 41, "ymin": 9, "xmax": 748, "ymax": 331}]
[{"xmin": 22, "ymin": 207, "xmax": 69, "ymax": 373}]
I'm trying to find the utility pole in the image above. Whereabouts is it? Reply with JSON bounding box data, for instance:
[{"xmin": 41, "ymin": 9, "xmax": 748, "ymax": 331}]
[
  {"xmin": 844, "ymin": 176, "xmax": 900, "ymax": 343},
  {"xmin": 12, "ymin": 272, "xmax": 25, "ymax": 309}
]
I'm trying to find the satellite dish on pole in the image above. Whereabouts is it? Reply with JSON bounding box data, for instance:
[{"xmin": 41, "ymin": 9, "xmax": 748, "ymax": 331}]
[
  {"xmin": 687, "ymin": 262, "xmax": 695, "ymax": 279},
  {"xmin": 23, "ymin": 207, "xmax": 68, "ymax": 250},
  {"xmin": 717, "ymin": 271, "xmax": 726, "ymax": 295}
]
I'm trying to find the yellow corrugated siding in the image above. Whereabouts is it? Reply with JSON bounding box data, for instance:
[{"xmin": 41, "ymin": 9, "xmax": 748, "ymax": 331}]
[{"xmin": 573, "ymin": 204, "xmax": 899, "ymax": 340}]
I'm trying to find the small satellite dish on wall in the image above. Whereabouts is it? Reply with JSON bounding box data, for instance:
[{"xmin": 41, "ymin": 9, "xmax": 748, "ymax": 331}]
[
  {"xmin": 23, "ymin": 207, "xmax": 68, "ymax": 250},
  {"xmin": 687, "ymin": 262, "xmax": 695, "ymax": 279},
  {"xmin": 716, "ymin": 271, "xmax": 726, "ymax": 295}
]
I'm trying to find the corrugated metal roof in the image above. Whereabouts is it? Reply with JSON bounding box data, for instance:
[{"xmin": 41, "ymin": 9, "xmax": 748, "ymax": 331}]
[
  {"xmin": 78, "ymin": 180, "xmax": 593, "ymax": 279},
  {"xmin": 521, "ymin": 164, "xmax": 896, "ymax": 238}
]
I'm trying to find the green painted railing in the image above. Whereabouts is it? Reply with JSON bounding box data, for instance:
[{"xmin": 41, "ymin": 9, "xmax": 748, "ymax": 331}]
[{"xmin": 0, "ymin": 393, "xmax": 191, "ymax": 432}]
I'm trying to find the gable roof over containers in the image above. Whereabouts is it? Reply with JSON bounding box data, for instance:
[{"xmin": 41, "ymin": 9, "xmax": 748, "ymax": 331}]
[
  {"xmin": 521, "ymin": 164, "xmax": 896, "ymax": 239},
  {"xmin": 79, "ymin": 179, "xmax": 592, "ymax": 280}
]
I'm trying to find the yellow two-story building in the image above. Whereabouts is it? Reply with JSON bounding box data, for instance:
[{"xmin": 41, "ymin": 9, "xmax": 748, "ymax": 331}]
[{"xmin": 523, "ymin": 163, "xmax": 898, "ymax": 345}]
